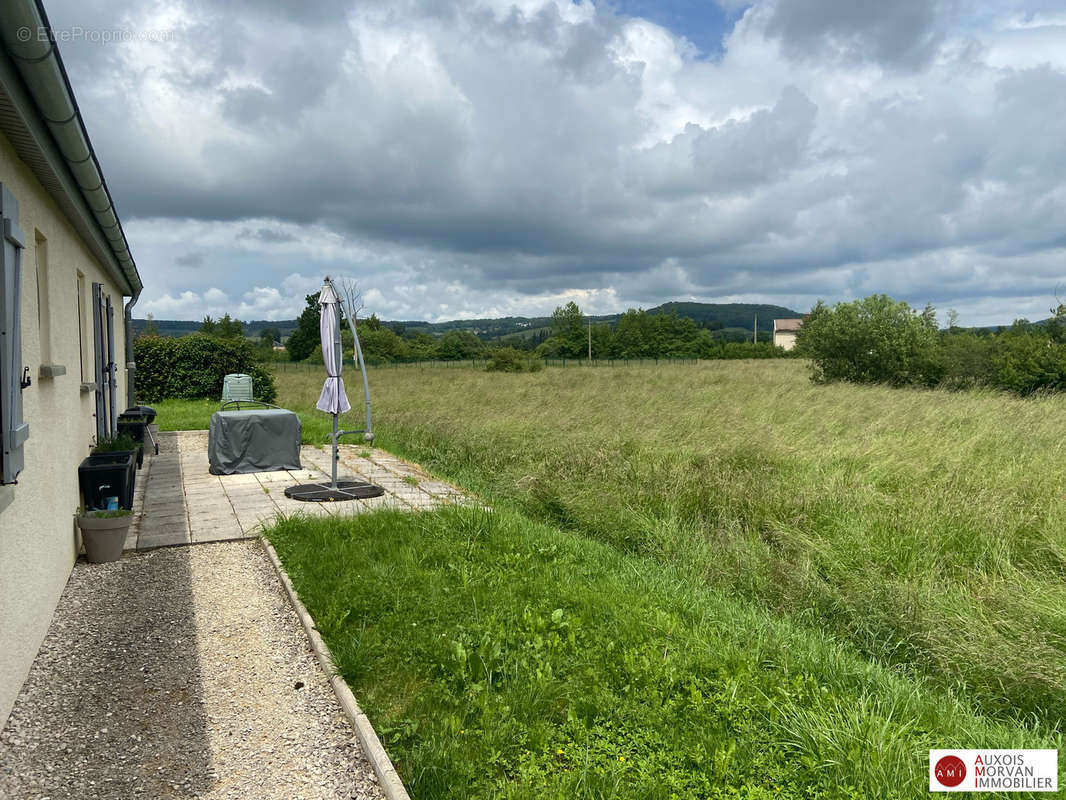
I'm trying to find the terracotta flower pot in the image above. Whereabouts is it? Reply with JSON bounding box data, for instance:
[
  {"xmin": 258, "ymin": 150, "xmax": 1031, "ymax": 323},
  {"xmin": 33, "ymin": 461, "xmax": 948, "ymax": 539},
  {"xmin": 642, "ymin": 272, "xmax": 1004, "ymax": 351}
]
[{"xmin": 77, "ymin": 512, "xmax": 132, "ymax": 563}]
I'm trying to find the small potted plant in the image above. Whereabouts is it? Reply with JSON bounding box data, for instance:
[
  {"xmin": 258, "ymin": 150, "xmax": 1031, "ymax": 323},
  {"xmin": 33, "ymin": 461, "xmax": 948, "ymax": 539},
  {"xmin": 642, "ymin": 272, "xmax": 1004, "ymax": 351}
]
[
  {"xmin": 79, "ymin": 434, "xmax": 138, "ymax": 510},
  {"xmin": 89, "ymin": 432, "xmax": 138, "ymax": 463},
  {"xmin": 76, "ymin": 507, "xmax": 133, "ymax": 563},
  {"xmin": 117, "ymin": 410, "xmax": 148, "ymax": 467}
]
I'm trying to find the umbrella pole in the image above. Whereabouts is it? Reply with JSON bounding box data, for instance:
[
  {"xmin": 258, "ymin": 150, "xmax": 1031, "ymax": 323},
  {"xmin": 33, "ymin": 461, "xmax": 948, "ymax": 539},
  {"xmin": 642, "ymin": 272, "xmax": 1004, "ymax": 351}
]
[{"xmin": 331, "ymin": 412, "xmax": 339, "ymax": 489}]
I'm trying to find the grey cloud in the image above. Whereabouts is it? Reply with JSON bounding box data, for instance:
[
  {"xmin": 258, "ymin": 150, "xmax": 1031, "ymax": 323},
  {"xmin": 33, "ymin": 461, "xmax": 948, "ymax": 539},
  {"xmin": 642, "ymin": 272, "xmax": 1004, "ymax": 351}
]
[
  {"xmin": 38, "ymin": 0, "xmax": 1066, "ymax": 327},
  {"xmin": 763, "ymin": 0, "xmax": 959, "ymax": 68},
  {"xmin": 175, "ymin": 252, "xmax": 206, "ymax": 267},
  {"xmin": 238, "ymin": 227, "xmax": 298, "ymax": 243},
  {"xmin": 634, "ymin": 86, "xmax": 817, "ymax": 197}
]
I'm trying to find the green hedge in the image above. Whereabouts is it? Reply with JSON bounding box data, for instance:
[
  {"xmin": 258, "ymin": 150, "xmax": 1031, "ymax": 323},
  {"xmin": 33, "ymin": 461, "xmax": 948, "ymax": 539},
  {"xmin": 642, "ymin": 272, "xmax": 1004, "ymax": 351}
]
[
  {"xmin": 799, "ymin": 295, "xmax": 1066, "ymax": 395},
  {"xmin": 133, "ymin": 334, "xmax": 277, "ymax": 403}
]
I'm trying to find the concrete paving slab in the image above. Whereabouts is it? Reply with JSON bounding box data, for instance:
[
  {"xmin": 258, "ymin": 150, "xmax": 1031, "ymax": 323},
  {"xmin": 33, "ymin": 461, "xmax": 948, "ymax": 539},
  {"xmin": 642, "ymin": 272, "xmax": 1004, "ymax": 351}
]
[
  {"xmin": 138, "ymin": 532, "xmax": 190, "ymax": 550},
  {"xmin": 182, "ymin": 487, "xmax": 221, "ymax": 498},
  {"xmin": 190, "ymin": 526, "xmax": 247, "ymax": 543},
  {"xmin": 182, "ymin": 480, "xmax": 221, "ymax": 492},
  {"xmin": 254, "ymin": 471, "xmax": 298, "ymax": 483},
  {"xmin": 219, "ymin": 473, "xmax": 264, "ymax": 486},
  {"xmin": 188, "ymin": 514, "xmax": 242, "ymax": 532},
  {"xmin": 141, "ymin": 513, "xmax": 188, "ymax": 529},
  {"xmin": 141, "ymin": 503, "xmax": 187, "ymax": 516}
]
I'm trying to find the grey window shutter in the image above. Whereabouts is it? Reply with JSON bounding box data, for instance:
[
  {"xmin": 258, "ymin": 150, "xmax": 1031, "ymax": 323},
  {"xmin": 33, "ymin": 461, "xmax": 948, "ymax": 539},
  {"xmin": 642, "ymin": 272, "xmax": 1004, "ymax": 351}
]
[
  {"xmin": 105, "ymin": 295, "xmax": 117, "ymax": 434},
  {"xmin": 0, "ymin": 184, "xmax": 29, "ymax": 485},
  {"xmin": 92, "ymin": 282, "xmax": 105, "ymax": 442}
]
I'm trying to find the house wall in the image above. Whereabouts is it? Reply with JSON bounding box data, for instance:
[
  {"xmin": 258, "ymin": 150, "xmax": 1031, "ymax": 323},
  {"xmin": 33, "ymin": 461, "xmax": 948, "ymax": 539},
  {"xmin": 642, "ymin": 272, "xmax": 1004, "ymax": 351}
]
[
  {"xmin": 0, "ymin": 130, "xmax": 129, "ymax": 725},
  {"xmin": 774, "ymin": 331, "xmax": 798, "ymax": 351}
]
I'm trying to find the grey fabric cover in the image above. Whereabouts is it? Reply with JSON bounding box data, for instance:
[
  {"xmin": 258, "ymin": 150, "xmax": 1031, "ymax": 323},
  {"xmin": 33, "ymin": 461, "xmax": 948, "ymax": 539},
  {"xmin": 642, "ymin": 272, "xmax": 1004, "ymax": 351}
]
[
  {"xmin": 316, "ymin": 283, "xmax": 351, "ymax": 414},
  {"xmin": 208, "ymin": 409, "xmax": 302, "ymax": 475}
]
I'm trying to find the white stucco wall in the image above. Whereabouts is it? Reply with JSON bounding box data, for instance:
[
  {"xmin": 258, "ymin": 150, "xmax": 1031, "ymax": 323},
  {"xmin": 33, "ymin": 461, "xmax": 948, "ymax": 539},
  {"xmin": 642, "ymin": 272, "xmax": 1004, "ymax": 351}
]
[
  {"xmin": 0, "ymin": 130, "xmax": 129, "ymax": 725},
  {"xmin": 774, "ymin": 331, "xmax": 798, "ymax": 351}
]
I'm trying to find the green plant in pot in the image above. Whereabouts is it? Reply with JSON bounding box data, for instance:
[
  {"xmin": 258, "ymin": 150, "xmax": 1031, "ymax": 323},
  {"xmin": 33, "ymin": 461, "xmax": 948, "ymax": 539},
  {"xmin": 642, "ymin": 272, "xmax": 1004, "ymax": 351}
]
[
  {"xmin": 117, "ymin": 412, "xmax": 148, "ymax": 467},
  {"xmin": 91, "ymin": 433, "xmax": 138, "ymax": 457},
  {"xmin": 76, "ymin": 507, "xmax": 133, "ymax": 563}
]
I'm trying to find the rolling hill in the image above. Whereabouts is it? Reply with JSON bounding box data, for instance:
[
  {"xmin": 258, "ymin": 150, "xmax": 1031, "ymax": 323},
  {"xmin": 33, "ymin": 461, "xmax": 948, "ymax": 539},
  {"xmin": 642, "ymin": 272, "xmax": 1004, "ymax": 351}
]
[{"xmin": 133, "ymin": 302, "xmax": 805, "ymax": 341}]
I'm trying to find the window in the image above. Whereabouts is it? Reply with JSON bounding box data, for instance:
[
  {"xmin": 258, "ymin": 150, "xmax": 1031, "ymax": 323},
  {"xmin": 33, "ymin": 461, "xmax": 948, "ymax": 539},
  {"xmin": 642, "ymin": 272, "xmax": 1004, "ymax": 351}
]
[{"xmin": 0, "ymin": 183, "xmax": 29, "ymax": 485}]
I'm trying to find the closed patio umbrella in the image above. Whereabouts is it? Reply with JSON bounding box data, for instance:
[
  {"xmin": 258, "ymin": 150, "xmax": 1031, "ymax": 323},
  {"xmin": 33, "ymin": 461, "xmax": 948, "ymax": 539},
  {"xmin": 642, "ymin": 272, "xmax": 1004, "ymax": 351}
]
[
  {"xmin": 316, "ymin": 281, "xmax": 351, "ymax": 418},
  {"xmin": 284, "ymin": 276, "xmax": 383, "ymax": 502},
  {"xmin": 317, "ymin": 281, "xmax": 349, "ymax": 489}
]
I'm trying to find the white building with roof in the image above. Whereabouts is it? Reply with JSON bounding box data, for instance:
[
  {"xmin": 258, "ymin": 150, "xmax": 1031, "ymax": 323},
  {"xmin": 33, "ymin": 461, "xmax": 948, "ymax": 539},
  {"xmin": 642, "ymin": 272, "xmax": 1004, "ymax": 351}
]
[{"xmin": 0, "ymin": 0, "xmax": 143, "ymax": 725}]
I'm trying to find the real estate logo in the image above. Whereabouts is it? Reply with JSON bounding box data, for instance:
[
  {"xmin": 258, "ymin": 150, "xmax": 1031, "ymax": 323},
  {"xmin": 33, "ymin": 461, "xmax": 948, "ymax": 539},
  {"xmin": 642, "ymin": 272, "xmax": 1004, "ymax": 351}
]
[
  {"xmin": 930, "ymin": 750, "xmax": 1057, "ymax": 792},
  {"xmin": 934, "ymin": 755, "xmax": 966, "ymax": 787}
]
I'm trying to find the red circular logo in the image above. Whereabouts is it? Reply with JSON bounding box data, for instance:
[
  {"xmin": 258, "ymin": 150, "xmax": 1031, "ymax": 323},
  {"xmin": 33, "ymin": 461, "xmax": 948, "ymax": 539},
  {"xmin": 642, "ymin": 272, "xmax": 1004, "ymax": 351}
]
[{"xmin": 935, "ymin": 755, "xmax": 967, "ymax": 787}]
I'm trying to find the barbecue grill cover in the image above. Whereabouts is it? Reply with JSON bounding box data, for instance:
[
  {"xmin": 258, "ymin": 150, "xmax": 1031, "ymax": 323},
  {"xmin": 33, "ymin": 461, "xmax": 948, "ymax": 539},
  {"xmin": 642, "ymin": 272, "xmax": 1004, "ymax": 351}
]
[{"xmin": 208, "ymin": 409, "xmax": 302, "ymax": 475}]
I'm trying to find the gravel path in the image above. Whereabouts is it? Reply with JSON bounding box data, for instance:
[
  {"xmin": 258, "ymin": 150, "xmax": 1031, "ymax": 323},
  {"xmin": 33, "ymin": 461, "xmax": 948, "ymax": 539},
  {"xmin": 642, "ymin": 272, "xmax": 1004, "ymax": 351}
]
[{"xmin": 0, "ymin": 541, "xmax": 386, "ymax": 800}]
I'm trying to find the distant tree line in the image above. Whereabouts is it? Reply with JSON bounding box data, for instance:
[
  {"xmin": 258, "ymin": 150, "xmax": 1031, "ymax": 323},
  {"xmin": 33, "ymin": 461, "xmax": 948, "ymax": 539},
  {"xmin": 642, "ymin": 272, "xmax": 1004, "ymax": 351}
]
[
  {"xmin": 279, "ymin": 296, "xmax": 790, "ymax": 365},
  {"xmin": 533, "ymin": 302, "xmax": 784, "ymax": 360},
  {"xmin": 799, "ymin": 294, "xmax": 1066, "ymax": 394}
]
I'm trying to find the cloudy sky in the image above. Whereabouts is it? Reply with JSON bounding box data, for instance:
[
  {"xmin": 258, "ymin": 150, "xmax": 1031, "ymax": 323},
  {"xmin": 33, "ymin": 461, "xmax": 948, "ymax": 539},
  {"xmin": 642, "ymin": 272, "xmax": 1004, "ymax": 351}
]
[{"xmin": 43, "ymin": 0, "xmax": 1066, "ymax": 325}]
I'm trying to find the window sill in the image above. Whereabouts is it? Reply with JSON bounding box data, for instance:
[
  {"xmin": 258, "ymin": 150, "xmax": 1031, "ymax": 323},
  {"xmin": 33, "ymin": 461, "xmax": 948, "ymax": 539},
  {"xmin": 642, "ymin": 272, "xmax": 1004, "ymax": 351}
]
[
  {"xmin": 39, "ymin": 363, "xmax": 67, "ymax": 378},
  {"xmin": 80, "ymin": 381, "xmax": 97, "ymax": 393}
]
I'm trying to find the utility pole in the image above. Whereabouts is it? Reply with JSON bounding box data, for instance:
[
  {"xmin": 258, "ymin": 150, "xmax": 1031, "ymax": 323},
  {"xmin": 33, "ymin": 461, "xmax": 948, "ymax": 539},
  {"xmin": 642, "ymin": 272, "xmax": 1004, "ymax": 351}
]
[
  {"xmin": 754, "ymin": 313, "xmax": 758, "ymax": 344},
  {"xmin": 588, "ymin": 318, "xmax": 592, "ymax": 361}
]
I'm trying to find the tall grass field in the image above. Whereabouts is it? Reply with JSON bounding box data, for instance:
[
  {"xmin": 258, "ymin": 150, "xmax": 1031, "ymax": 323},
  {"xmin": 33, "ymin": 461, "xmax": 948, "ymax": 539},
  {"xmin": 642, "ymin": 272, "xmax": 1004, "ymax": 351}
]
[{"xmin": 160, "ymin": 359, "xmax": 1066, "ymax": 795}]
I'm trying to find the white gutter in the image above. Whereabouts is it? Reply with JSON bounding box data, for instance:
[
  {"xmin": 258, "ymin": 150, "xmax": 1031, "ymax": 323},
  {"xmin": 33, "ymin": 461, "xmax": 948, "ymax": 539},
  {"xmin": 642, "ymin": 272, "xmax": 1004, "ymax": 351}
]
[{"xmin": 0, "ymin": 0, "xmax": 142, "ymax": 405}]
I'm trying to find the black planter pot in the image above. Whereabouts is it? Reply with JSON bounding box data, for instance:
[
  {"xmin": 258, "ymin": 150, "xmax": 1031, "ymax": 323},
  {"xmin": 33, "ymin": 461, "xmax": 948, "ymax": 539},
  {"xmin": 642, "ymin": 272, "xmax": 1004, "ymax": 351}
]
[
  {"xmin": 117, "ymin": 413, "xmax": 147, "ymax": 468},
  {"xmin": 80, "ymin": 451, "xmax": 136, "ymax": 510},
  {"xmin": 127, "ymin": 405, "xmax": 157, "ymax": 424}
]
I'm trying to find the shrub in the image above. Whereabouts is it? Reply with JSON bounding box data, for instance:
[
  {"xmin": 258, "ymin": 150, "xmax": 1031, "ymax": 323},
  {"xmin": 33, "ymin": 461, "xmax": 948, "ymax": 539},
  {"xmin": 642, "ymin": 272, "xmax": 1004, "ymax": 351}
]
[
  {"xmin": 486, "ymin": 347, "xmax": 544, "ymax": 373},
  {"xmin": 715, "ymin": 341, "xmax": 789, "ymax": 359},
  {"xmin": 134, "ymin": 334, "xmax": 276, "ymax": 402},
  {"xmin": 986, "ymin": 324, "xmax": 1066, "ymax": 395},
  {"xmin": 798, "ymin": 294, "xmax": 1066, "ymax": 396},
  {"xmin": 130, "ymin": 335, "xmax": 175, "ymax": 401},
  {"xmin": 439, "ymin": 330, "xmax": 484, "ymax": 360},
  {"xmin": 938, "ymin": 331, "xmax": 994, "ymax": 389},
  {"xmin": 798, "ymin": 295, "xmax": 944, "ymax": 387}
]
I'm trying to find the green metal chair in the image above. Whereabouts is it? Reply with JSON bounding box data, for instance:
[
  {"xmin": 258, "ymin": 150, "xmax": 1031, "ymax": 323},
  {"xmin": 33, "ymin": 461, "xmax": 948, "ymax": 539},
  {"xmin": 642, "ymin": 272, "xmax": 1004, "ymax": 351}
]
[{"xmin": 220, "ymin": 373, "xmax": 277, "ymax": 410}]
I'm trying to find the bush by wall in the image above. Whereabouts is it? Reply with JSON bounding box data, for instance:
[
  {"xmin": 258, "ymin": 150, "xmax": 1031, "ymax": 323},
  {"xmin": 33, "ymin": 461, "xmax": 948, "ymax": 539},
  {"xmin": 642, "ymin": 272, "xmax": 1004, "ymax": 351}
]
[
  {"xmin": 712, "ymin": 341, "xmax": 790, "ymax": 359},
  {"xmin": 134, "ymin": 334, "xmax": 277, "ymax": 403}
]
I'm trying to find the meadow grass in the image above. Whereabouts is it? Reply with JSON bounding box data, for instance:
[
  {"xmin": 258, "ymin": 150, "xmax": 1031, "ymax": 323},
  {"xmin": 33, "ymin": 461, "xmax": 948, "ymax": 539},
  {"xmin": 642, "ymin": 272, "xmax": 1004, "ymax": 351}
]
[
  {"xmin": 155, "ymin": 359, "xmax": 1066, "ymax": 721},
  {"xmin": 265, "ymin": 507, "xmax": 1062, "ymax": 799},
  {"xmin": 254, "ymin": 360, "xmax": 1066, "ymax": 725}
]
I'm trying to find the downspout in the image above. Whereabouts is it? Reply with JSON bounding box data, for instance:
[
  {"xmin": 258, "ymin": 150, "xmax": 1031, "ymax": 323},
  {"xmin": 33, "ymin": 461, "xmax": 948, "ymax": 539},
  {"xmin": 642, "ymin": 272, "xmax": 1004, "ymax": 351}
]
[{"xmin": 124, "ymin": 288, "xmax": 140, "ymax": 408}]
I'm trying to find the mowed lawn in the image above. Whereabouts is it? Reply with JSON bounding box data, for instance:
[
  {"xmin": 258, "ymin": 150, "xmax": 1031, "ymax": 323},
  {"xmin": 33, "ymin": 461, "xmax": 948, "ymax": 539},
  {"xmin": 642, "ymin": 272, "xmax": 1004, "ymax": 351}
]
[{"xmin": 268, "ymin": 507, "xmax": 1056, "ymax": 800}]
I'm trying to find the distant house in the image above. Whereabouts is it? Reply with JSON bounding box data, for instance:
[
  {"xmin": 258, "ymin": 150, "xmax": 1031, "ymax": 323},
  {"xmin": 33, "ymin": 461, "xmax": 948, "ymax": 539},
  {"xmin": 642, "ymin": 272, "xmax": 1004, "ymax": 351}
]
[
  {"xmin": 773, "ymin": 318, "xmax": 803, "ymax": 350},
  {"xmin": 1, "ymin": 1, "xmax": 142, "ymax": 725}
]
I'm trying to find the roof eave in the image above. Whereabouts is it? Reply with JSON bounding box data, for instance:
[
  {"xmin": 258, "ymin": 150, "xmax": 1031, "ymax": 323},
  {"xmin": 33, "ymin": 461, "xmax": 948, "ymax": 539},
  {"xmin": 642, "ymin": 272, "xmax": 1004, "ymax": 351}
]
[{"xmin": 0, "ymin": 0, "xmax": 141, "ymax": 297}]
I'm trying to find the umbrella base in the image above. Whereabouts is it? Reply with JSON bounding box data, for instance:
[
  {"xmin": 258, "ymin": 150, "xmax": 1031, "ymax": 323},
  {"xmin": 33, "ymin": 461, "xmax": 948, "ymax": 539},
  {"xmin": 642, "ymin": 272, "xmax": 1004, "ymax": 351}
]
[{"xmin": 284, "ymin": 480, "xmax": 385, "ymax": 502}]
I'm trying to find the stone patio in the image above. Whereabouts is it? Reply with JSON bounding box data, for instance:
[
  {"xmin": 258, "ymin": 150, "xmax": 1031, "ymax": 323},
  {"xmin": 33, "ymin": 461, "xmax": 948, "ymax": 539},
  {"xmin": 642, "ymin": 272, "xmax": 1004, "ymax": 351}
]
[{"xmin": 128, "ymin": 428, "xmax": 473, "ymax": 551}]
